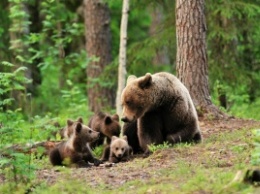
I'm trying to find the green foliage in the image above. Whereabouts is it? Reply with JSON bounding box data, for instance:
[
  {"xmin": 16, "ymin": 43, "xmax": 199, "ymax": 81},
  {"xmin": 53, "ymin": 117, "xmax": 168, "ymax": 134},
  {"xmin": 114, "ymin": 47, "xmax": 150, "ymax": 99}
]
[
  {"xmin": 251, "ymin": 129, "xmax": 260, "ymax": 165},
  {"xmin": 0, "ymin": 111, "xmax": 35, "ymax": 191},
  {"xmin": 207, "ymin": 0, "xmax": 260, "ymax": 103},
  {"xmin": 0, "ymin": 61, "xmax": 31, "ymax": 108},
  {"xmin": 92, "ymin": 145, "xmax": 104, "ymax": 158},
  {"xmin": 28, "ymin": 0, "xmax": 87, "ymax": 114}
]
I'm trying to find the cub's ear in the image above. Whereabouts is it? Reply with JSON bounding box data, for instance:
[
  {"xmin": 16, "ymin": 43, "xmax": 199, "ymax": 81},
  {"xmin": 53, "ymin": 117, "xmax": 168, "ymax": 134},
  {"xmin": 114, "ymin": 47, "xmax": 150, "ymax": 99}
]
[
  {"xmin": 77, "ymin": 117, "xmax": 83, "ymax": 123},
  {"xmin": 122, "ymin": 135, "xmax": 128, "ymax": 142},
  {"xmin": 105, "ymin": 116, "xmax": 112, "ymax": 125},
  {"xmin": 126, "ymin": 75, "xmax": 137, "ymax": 85},
  {"xmin": 111, "ymin": 136, "xmax": 118, "ymax": 141},
  {"xmin": 138, "ymin": 73, "xmax": 152, "ymax": 89},
  {"xmin": 112, "ymin": 114, "xmax": 119, "ymax": 121},
  {"xmin": 67, "ymin": 119, "xmax": 74, "ymax": 126},
  {"xmin": 75, "ymin": 123, "xmax": 82, "ymax": 133}
]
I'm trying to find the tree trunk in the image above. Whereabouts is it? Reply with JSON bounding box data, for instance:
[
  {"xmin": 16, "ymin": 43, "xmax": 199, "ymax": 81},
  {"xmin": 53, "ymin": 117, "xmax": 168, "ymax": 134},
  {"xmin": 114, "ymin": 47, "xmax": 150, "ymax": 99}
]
[
  {"xmin": 84, "ymin": 0, "xmax": 113, "ymax": 113},
  {"xmin": 149, "ymin": 6, "xmax": 170, "ymax": 66},
  {"xmin": 116, "ymin": 0, "xmax": 129, "ymax": 116},
  {"xmin": 9, "ymin": 2, "xmax": 30, "ymax": 109},
  {"xmin": 175, "ymin": 0, "xmax": 225, "ymax": 119},
  {"xmin": 27, "ymin": 0, "xmax": 42, "ymax": 95}
]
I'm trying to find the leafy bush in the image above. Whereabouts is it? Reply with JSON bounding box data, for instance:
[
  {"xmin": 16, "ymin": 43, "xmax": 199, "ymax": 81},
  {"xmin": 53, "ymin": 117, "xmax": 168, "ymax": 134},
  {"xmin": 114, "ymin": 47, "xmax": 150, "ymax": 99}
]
[{"xmin": 0, "ymin": 61, "xmax": 31, "ymax": 109}]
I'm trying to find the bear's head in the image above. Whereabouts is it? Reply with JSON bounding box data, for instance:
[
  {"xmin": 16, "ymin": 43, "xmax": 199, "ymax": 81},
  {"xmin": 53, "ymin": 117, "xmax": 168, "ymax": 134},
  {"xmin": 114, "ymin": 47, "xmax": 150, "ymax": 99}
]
[
  {"xmin": 60, "ymin": 117, "xmax": 83, "ymax": 138},
  {"xmin": 69, "ymin": 121, "xmax": 100, "ymax": 152},
  {"xmin": 73, "ymin": 121, "xmax": 100, "ymax": 143},
  {"xmin": 110, "ymin": 136, "xmax": 128, "ymax": 159},
  {"xmin": 66, "ymin": 118, "xmax": 100, "ymax": 142},
  {"xmin": 121, "ymin": 73, "xmax": 153, "ymax": 122},
  {"xmin": 101, "ymin": 113, "xmax": 121, "ymax": 138}
]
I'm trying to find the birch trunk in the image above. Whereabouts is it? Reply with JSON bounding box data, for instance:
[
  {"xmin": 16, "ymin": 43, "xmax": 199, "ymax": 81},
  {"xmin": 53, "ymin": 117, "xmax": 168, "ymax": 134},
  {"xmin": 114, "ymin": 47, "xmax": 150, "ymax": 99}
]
[{"xmin": 116, "ymin": 0, "xmax": 129, "ymax": 116}]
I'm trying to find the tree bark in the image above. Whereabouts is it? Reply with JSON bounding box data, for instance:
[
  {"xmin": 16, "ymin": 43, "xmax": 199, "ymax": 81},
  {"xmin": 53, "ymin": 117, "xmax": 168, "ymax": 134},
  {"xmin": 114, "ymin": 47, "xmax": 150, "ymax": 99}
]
[
  {"xmin": 176, "ymin": 0, "xmax": 225, "ymax": 119},
  {"xmin": 116, "ymin": 0, "xmax": 129, "ymax": 116},
  {"xmin": 84, "ymin": 0, "xmax": 113, "ymax": 113}
]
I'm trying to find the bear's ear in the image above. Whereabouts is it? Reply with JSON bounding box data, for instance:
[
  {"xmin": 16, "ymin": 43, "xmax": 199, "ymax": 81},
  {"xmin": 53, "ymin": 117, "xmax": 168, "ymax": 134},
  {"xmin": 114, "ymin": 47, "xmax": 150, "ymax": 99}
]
[
  {"xmin": 111, "ymin": 136, "xmax": 118, "ymax": 142},
  {"xmin": 112, "ymin": 114, "xmax": 119, "ymax": 121},
  {"xmin": 126, "ymin": 75, "xmax": 137, "ymax": 85},
  {"xmin": 77, "ymin": 117, "xmax": 83, "ymax": 123},
  {"xmin": 75, "ymin": 123, "xmax": 82, "ymax": 133},
  {"xmin": 67, "ymin": 119, "xmax": 74, "ymax": 126},
  {"xmin": 105, "ymin": 116, "xmax": 112, "ymax": 125},
  {"xmin": 138, "ymin": 73, "xmax": 152, "ymax": 89},
  {"xmin": 122, "ymin": 135, "xmax": 128, "ymax": 142}
]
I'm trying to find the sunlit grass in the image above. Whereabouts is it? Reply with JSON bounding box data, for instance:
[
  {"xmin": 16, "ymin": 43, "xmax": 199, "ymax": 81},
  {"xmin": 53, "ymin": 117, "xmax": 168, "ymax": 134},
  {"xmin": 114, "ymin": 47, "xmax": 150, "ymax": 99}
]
[{"xmin": 229, "ymin": 98, "xmax": 260, "ymax": 120}]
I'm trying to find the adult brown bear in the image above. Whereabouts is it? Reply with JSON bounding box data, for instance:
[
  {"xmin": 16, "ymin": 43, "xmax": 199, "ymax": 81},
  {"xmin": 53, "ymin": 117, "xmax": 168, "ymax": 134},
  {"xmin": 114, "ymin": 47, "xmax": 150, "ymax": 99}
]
[{"xmin": 121, "ymin": 72, "xmax": 202, "ymax": 155}]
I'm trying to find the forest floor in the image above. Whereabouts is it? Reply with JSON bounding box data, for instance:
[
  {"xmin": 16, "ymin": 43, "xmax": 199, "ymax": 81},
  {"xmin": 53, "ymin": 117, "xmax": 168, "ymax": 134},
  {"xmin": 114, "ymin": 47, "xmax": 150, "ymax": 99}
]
[{"xmin": 31, "ymin": 118, "xmax": 260, "ymax": 193}]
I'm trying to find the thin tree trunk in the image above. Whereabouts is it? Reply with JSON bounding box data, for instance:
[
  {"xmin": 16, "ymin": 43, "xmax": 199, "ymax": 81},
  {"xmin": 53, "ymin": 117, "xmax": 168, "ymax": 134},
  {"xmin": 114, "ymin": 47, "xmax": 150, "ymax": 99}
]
[
  {"xmin": 149, "ymin": 6, "xmax": 170, "ymax": 66},
  {"xmin": 9, "ymin": 2, "xmax": 30, "ymax": 109},
  {"xmin": 84, "ymin": 0, "xmax": 113, "ymax": 113},
  {"xmin": 116, "ymin": 0, "xmax": 129, "ymax": 116},
  {"xmin": 176, "ymin": 0, "xmax": 225, "ymax": 119}
]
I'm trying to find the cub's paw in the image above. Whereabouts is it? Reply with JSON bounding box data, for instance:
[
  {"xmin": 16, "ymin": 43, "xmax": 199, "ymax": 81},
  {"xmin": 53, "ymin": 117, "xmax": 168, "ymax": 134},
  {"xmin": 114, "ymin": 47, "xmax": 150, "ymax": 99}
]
[
  {"xmin": 143, "ymin": 150, "xmax": 152, "ymax": 158},
  {"xmin": 93, "ymin": 158, "xmax": 103, "ymax": 166}
]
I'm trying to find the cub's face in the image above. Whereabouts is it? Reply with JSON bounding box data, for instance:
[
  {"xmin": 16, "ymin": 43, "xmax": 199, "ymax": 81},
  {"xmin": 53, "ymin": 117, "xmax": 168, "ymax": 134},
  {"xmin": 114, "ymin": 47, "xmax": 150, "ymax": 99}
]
[
  {"xmin": 74, "ymin": 122, "xmax": 100, "ymax": 143},
  {"xmin": 110, "ymin": 136, "xmax": 128, "ymax": 158},
  {"xmin": 103, "ymin": 114, "xmax": 121, "ymax": 138},
  {"xmin": 121, "ymin": 73, "xmax": 152, "ymax": 122}
]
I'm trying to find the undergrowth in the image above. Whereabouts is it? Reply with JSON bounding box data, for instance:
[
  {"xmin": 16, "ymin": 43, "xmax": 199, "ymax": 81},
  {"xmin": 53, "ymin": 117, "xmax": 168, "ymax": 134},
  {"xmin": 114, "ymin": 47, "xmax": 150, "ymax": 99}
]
[{"xmin": 3, "ymin": 128, "xmax": 257, "ymax": 194}]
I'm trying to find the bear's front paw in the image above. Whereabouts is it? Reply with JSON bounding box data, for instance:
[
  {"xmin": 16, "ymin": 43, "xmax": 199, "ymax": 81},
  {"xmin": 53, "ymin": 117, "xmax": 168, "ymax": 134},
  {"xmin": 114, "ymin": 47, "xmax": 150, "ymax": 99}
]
[
  {"xmin": 93, "ymin": 158, "xmax": 103, "ymax": 166},
  {"xmin": 120, "ymin": 157, "xmax": 129, "ymax": 162},
  {"xmin": 109, "ymin": 156, "xmax": 119, "ymax": 163},
  {"xmin": 143, "ymin": 150, "xmax": 152, "ymax": 158}
]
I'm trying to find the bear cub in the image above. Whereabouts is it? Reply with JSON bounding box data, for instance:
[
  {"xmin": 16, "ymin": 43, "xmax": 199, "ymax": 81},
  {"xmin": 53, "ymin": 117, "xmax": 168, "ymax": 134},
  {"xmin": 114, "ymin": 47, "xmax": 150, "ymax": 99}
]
[
  {"xmin": 49, "ymin": 119, "xmax": 102, "ymax": 167},
  {"xmin": 88, "ymin": 112, "xmax": 121, "ymax": 148},
  {"xmin": 108, "ymin": 136, "xmax": 132, "ymax": 163}
]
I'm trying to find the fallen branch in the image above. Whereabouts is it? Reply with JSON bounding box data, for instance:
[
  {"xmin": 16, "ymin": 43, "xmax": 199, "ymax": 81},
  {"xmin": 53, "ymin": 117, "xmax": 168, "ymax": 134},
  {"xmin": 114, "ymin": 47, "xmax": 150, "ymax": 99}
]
[{"xmin": 0, "ymin": 141, "xmax": 61, "ymax": 159}]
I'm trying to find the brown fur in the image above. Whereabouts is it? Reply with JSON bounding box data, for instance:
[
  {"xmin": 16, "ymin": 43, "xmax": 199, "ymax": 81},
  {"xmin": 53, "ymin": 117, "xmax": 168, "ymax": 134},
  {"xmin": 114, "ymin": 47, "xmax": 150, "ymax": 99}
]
[
  {"xmin": 59, "ymin": 117, "xmax": 83, "ymax": 139},
  {"xmin": 122, "ymin": 121, "xmax": 141, "ymax": 154},
  {"xmin": 121, "ymin": 72, "xmax": 202, "ymax": 155},
  {"xmin": 49, "ymin": 119, "xmax": 102, "ymax": 167},
  {"xmin": 88, "ymin": 112, "xmax": 121, "ymax": 149},
  {"xmin": 108, "ymin": 136, "xmax": 132, "ymax": 163}
]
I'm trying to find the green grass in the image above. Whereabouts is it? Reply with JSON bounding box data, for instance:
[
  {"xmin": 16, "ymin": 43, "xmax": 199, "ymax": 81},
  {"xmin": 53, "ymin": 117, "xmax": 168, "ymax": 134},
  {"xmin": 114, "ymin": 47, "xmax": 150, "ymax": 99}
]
[
  {"xmin": 229, "ymin": 98, "xmax": 260, "ymax": 120},
  {"xmin": 1, "ymin": 128, "xmax": 257, "ymax": 194}
]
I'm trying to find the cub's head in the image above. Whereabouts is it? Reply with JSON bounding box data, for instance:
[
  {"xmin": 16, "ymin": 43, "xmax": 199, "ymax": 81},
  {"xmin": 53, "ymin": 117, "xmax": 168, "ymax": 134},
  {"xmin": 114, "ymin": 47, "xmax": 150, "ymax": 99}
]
[
  {"xmin": 75, "ymin": 123, "xmax": 100, "ymax": 143},
  {"xmin": 61, "ymin": 117, "xmax": 83, "ymax": 138},
  {"xmin": 67, "ymin": 118, "xmax": 100, "ymax": 143},
  {"xmin": 121, "ymin": 73, "xmax": 153, "ymax": 122},
  {"xmin": 102, "ymin": 113, "xmax": 121, "ymax": 138},
  {"xmin": 110, "ymin": 136, "xmax": 129, "ymax": 159}
]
